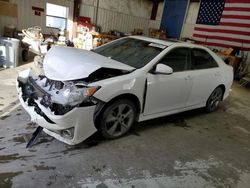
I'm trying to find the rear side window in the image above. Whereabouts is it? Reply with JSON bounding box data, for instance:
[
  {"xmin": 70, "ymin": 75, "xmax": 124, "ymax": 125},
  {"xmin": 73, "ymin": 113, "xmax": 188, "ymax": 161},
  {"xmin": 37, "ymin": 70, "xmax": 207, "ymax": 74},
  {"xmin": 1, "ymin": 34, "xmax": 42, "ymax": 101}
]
[
  {"xmin": 158, "ymin": 48, "xmax": 190, "ymax": 72},
  {"xmin": 192, "ymin": 49, "xmax": 218, "ymax": 70}
]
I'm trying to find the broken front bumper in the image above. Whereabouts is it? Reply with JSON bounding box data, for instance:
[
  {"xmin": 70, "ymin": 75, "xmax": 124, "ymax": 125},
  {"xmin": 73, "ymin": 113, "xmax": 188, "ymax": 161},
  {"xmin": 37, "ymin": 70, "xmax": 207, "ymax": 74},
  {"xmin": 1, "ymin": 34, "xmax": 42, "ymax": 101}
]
[{"xmin": 17, "ymin": 69, "xmax": 97, "ymax": 145}]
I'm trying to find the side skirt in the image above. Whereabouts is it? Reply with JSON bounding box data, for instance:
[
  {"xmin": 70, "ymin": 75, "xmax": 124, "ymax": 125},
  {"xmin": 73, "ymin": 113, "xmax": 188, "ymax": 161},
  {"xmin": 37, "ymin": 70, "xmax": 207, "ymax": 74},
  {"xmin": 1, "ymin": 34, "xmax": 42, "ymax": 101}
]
[{"xmin": 139, "ymin": 103, "xmax": 205, "ymax": 122}]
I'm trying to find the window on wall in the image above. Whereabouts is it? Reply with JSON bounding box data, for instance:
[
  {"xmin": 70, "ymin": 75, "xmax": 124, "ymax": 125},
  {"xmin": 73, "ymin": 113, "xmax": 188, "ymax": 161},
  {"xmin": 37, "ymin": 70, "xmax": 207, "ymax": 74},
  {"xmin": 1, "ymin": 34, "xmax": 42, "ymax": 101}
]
[{"xmin": 46, "ymin": 3, "xmax": 68, "ymax": 29}]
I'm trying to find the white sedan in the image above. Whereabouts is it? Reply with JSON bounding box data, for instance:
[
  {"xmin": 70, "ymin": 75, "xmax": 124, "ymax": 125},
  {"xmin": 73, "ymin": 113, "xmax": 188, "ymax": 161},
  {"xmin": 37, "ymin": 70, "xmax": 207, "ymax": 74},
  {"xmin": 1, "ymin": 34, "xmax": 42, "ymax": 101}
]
[{"xmin": 17, "ymin": 36, "xmax": 233, "ymax": 145}]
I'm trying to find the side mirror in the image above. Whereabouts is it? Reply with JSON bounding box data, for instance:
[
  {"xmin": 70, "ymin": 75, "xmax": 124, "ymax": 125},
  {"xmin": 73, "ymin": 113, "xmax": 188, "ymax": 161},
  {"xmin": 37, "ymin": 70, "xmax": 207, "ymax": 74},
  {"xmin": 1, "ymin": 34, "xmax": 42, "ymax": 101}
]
[{"xmin": 154, "ymin": 64, "xmax": 173, "ymax": 75}]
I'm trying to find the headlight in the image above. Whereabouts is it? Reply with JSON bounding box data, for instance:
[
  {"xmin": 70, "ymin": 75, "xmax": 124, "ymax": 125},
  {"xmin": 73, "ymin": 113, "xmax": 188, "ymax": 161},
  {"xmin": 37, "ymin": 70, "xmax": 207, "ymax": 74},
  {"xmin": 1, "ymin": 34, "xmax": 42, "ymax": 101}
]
[
  {"xmin": 62, "ymin": 82, "xmax": 100, "ymax": 106},
  {"xmin": 85, "ymin": 86, "xmax": 100, "ymax": 97}
]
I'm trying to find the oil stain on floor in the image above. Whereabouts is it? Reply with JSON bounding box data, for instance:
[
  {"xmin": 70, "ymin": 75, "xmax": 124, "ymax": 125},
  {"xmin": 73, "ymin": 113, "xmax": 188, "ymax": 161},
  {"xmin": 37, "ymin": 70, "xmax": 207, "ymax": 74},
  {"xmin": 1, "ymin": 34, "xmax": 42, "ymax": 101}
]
[
  {"xmin": 0, "ymin": 153, "xmax": 33, "ymax": 164},
  {"xmin": 12, "ymin": 136, "xmax": 26, "ymax": 145},
  {"xmin": 34, "ymin": 165, "xmax": 56, "ymax": 171},
  {"xmin": 0, "ymin": 172, "xmax": 23, "ymax": 188}
]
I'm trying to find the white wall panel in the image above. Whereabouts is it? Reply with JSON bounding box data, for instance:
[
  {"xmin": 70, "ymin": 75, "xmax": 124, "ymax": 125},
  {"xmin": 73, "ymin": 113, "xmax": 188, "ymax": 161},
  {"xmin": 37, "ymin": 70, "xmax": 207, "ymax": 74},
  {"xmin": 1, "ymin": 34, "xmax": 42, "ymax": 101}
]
[
  {"xmin": 97, "ymin": 0, "xmax": 153, "ymax": 19},
  {"xmin": 80, "ymin": 4, "xmax": 95, "ymax": 21},
  {"xmin": 149, "ymin": 20, "xmax": 161, "ymax": 30},
  {"xmin": 79, "ymin": 0, "xmax": 163, "ymax": 36},
  {"xmin": 99, "ymin": 0, "xmax": 120, "ymax": 12},
  {"xmin": 156, "ymin": 2, "xmax": 164, "ymax": 21},
  {"xmin": 181, "ymin": 2, "xmax": 200, "ymax": 38},
  {"xmin": 7, "ymin": 0, "xmax": 74, "ymax": 39},
  {"xmin": 0, "ymin": 0, "xmax": 163, "ymax": 38},
  {"xmin": 96, "ymin": 8, "xmax": 151, "ymax": 34},
  {"xmin": 82, "ymin": 0, "xmax": 97, "ymax": 6}
]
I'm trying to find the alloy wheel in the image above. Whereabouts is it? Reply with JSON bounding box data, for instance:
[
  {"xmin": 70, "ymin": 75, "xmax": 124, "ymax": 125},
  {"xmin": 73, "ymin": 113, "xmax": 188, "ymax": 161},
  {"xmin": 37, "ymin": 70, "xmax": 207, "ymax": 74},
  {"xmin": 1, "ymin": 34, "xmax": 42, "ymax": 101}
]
[
  {"xmin": 103, "ymin": 102, "xmax": 135, "ymax": 138},
  {"xmin": 207, "ymin": 87, "xmax": 223, "ymax": 112}
]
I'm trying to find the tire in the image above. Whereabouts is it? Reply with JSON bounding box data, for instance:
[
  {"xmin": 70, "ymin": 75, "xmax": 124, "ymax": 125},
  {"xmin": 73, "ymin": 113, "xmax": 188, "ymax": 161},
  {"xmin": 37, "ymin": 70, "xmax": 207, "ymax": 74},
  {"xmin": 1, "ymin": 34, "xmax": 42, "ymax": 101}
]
[
  {"xmin": 99, "ymin": 99, "xmax": 136, "ymax": 139},
  {"xmin": 206, "ymin": 87, "xmax": 223, "ymax": 112}
]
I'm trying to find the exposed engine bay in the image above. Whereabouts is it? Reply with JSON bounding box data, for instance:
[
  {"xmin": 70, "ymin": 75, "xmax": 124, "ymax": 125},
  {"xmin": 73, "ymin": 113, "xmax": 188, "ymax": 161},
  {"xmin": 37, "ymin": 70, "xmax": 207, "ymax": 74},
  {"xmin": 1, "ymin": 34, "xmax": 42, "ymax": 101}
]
[{"xmin": 18, "ymin": 68, "xmax": 130, "ymax": 116}]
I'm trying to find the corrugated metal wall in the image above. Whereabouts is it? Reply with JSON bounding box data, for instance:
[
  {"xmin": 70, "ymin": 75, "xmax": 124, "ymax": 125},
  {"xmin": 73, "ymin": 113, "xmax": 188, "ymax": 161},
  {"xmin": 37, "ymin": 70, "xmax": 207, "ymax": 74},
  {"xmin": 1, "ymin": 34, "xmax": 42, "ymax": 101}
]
[
  {"xmin": 80, "ymin": 2, "xmax": 162, "ymax": 36},
  {"xmin": 97, "ymin": 8, "xmax": 160, "ymax": 35},
  {"xmin": 0, "ymin": 0, "xmax": 162, "ymax": 37}
]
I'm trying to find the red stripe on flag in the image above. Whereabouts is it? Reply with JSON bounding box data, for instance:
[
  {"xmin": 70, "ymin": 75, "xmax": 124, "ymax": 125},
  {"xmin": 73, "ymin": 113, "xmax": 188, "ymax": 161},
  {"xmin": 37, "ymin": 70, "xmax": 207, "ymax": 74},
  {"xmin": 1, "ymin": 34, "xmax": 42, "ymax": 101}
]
[
  {"xmin": 194, "ymin": 27, "xmax": 250, "ymax": 36},
  {"xmin": 220, "ymin": 22, "xmax": 250, "ymax": 28},
  {"xmin": 224, "ymin": 7, "xmax": 250, "ymax": 11},
  {"xmin": 193, "ymin": 34, "xmax": 250, "ymax": 44},
  {"xmin": 194, "ymin": 41, "xmax": 250, "ymax": 51},
  {"xmin": 193, "ymin": 0, "xmax": 250, "ymax": 51},
  {"xmin": 221, "ymin": 15, "xmax": 250, "ymax": 20},
  {"xmin": 226, "ymin": 0, "xmax": 250, "ymax": 3}
]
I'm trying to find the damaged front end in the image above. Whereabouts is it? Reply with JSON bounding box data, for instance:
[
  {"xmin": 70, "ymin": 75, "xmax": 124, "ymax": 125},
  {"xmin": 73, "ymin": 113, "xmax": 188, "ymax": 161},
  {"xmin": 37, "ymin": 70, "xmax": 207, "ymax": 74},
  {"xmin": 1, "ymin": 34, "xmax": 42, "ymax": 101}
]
[{"xmin": 17, "ymin": 69, "xmax": 100, "ymax": 145}]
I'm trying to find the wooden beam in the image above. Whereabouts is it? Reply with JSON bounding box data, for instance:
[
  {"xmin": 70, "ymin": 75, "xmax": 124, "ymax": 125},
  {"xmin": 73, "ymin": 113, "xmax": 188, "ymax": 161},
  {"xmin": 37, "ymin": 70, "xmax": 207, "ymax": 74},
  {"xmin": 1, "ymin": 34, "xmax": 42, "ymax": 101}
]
[
  {"xmin": 73, "ymin": 0, "xmax": 81, "ymax": 21},
  {"xmin": 73, "ymin": 0, "xmax": 81, "ymax": 38},
  {"xmin": 151, "ymin": 0, "xmax": 159, "ymax": 20}
]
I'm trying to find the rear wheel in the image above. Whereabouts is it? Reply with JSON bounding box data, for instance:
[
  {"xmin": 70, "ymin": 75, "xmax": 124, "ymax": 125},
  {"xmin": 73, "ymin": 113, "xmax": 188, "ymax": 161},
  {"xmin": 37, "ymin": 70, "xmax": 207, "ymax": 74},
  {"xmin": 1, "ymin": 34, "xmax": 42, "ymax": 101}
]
[
  {"xmin": 206, "ymin": 87, "xmax": 223, "ymax": 112},
  {"xmin": 99, "ymin": 99, "xmax": 136, "ymax": 139}
]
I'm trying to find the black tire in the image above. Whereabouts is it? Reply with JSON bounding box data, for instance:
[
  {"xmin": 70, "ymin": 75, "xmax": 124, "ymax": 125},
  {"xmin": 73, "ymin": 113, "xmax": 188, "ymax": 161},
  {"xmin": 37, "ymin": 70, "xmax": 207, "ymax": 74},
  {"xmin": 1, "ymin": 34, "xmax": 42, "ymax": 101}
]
[
  {"xmin": 99, "ymin": 99, "xmax": 136, "ymax": 139},
  {"xmin": 206, "ymin": 87, "xmax": 223, "ymax": 112}
]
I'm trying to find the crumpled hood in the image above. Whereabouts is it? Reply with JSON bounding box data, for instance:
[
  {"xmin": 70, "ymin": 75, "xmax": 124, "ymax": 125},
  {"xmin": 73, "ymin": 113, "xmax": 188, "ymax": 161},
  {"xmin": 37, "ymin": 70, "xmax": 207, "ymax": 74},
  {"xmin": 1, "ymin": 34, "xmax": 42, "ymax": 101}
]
[{"xmin": 43, "ymin": 46, "xmax": 134, "ymax": 81}]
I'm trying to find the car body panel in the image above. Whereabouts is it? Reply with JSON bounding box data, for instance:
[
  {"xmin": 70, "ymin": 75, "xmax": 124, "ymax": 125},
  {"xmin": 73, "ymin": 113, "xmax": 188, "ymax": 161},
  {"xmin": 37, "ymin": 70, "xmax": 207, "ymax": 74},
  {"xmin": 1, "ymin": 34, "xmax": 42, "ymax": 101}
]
[
  {"xmin": 43, "ymin": 46, "xmax": 135, "ymax": 81},
  {"xmin": 90, "ymin": 71, "xmax": 145, "ymax": 109},
  {"xmin": 186, "ymin": 68, "xmax": 223, "ymax": 107},
  {"xmin": 144, "ymin": 71, "xmax": 192, "ymax": 115}
]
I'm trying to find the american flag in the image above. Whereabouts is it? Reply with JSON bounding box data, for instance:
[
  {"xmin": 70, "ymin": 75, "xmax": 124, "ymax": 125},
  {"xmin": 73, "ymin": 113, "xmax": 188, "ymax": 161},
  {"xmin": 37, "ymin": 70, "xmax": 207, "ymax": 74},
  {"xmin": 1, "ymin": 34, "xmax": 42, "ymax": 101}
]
[{"xmin": 193, "ymin": 0, "xmax": 250, "ymax": 51}]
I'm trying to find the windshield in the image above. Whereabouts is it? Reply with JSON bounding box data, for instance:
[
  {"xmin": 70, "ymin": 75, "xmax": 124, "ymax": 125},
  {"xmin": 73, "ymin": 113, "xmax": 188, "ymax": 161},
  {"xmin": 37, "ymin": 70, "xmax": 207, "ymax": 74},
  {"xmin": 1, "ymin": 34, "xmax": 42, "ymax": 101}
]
[{"xmin": 92, "ymin": 38, "xmax": 166, "ymax": 68}]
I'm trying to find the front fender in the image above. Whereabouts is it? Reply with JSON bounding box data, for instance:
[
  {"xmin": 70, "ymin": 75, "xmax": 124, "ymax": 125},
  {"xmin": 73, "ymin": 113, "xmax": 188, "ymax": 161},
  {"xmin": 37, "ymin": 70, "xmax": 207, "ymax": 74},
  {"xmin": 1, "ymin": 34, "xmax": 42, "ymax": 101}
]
[{"xmin": 92, "ymin": 76, "xmax": 146, "ymax": 110}]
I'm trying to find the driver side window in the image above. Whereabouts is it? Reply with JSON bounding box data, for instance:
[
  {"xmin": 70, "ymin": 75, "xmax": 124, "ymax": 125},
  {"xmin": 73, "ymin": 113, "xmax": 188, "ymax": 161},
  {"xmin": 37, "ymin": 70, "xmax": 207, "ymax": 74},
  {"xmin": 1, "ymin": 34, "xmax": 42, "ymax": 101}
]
[{"xmin": 158, "ymin": 48, "xmax": 190, "ymax": 72}]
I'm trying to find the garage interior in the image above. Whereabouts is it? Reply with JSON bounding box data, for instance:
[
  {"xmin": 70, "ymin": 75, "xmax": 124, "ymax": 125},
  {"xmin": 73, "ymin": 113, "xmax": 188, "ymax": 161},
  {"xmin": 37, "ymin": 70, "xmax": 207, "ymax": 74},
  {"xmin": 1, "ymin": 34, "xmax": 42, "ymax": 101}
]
[{"xmin": 0, "ymin": 0, "xmax": 250, "ymax": 187}]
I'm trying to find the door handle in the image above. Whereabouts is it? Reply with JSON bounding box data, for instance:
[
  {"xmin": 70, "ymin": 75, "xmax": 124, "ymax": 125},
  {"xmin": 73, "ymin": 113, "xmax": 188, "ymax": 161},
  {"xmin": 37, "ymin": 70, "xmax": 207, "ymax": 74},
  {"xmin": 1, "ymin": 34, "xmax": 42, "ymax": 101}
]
[{"xmin": 185, "ymin": 75, "xmax": 191, "ymax": 80}]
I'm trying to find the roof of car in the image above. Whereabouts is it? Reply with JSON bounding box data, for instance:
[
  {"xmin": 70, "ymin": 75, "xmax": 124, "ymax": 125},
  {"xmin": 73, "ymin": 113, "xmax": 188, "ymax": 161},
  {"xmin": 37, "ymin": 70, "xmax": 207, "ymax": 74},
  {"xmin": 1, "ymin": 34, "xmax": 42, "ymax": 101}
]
[
  {"xmin": 129, "ymin": 35, "xmax": 208, "ymax": 50},
  {"xmin": 129, "ymin": 35, "xmax": 179, "ymax": 46}
]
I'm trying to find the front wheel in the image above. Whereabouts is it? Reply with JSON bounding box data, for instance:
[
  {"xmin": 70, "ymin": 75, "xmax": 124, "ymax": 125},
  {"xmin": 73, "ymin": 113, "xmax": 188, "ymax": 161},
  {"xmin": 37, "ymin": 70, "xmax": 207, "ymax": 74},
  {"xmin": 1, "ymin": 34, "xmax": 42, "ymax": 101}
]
[
  {"xmin": 99, "ymin": 99, "xmax": 136, "ymax": 139},
  {"xmin": 206, "ymin": 87, "xmax": 223, "ymax": 112}
]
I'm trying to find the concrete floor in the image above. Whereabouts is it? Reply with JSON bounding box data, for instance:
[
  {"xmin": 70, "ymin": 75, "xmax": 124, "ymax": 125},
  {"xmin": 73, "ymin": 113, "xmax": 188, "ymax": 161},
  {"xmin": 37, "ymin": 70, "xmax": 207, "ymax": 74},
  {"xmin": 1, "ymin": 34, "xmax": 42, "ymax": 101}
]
[{"xmin": 0, "ymin": 63, "xmax": 250, "ymax": 188}]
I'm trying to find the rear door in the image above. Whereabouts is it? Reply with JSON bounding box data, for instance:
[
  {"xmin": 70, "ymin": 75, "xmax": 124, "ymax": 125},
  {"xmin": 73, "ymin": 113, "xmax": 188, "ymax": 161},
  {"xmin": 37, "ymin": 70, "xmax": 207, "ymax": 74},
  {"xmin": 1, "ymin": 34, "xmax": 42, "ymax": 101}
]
[
  {"xmin": 186, "ymin": 48, "xmax": 222, "ymax": 107},
  {"xmin": 143, "ymin": 47, "xmax": 193, "ymax": 115}
]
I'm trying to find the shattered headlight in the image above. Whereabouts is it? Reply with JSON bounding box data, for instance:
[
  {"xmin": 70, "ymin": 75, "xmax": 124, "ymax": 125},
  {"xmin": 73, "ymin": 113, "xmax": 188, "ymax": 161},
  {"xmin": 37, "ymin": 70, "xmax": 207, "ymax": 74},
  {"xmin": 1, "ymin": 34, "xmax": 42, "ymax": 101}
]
[{"xmin": 62, "ymin": 82, "xmax": 100, "ymax": 106}]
